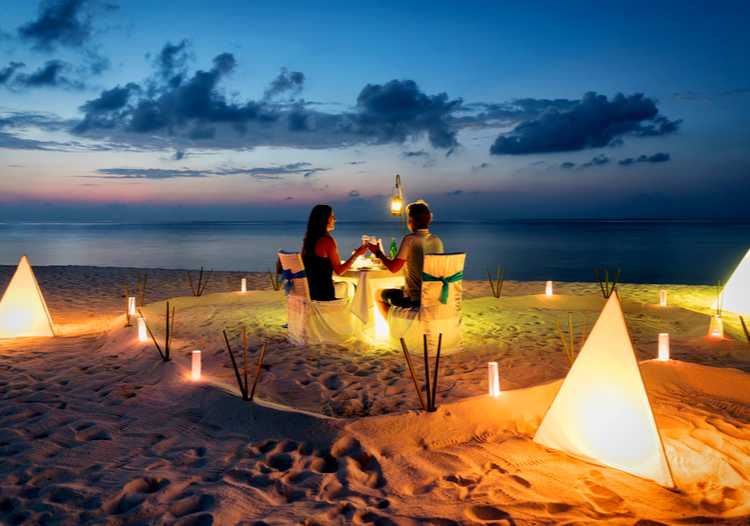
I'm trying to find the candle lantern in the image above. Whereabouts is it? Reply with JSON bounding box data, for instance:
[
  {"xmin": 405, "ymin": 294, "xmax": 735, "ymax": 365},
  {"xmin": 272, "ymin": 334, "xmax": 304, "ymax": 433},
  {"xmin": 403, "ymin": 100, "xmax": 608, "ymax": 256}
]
[
  {"xmin": 127, "ymin": 296, "xmax": 136, "ymax": 318},
  {"xmin": 191, "ymin": 350, "xmax": 202, "ymax": 381},
  {"xmin": 390, "ymin": 174, "xmax": 404, "ymax": 217},
  {"xmin": 240, "ymin": 278, "xmax": 247, "ymax": 293},
  {"xmin": 488, "ymin": 361, "xmax": 501, "ymax": 397},
  {"xmin": 708, "ymin": 315, "xmax": 724, "ymax": 338},
  {"xmin": 137, "ymin": 316, "xmax": 148, "ymax": 342},
  {"xmin": 659, "ymin": 290, "xmax": 667, "ymax": 307},
  {"xmin": 545, "ymin": 280, "xmax": 554, "ymax": 297},
  {"xmin": 658, "ymin": 333, "xmax": 670, "ymax": 361}
]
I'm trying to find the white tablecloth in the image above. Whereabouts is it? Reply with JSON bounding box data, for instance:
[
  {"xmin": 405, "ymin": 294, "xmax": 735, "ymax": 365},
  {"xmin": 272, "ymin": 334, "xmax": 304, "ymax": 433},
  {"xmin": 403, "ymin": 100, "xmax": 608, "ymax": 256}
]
[{"xmin": 340, "ymin": 268, "xmax": 405, "ymax": 324}]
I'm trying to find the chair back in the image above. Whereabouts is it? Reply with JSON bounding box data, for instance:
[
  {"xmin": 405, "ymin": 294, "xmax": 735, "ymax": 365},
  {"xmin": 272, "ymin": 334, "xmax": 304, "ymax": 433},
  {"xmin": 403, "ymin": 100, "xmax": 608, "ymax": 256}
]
[
  {"xmin": 277, "ymin": 251, "xmax": 311, "ymax": 300},
  {"xmin": 420, "ymin": 253, "xmax": 466, "ymax": 314}
]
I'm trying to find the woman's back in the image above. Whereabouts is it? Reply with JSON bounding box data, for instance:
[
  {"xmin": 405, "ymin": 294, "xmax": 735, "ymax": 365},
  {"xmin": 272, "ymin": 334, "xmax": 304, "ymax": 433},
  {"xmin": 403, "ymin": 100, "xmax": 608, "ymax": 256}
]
[{"xmin": 302, "ymin": 237, "xmax": 336, "ymax": 301}]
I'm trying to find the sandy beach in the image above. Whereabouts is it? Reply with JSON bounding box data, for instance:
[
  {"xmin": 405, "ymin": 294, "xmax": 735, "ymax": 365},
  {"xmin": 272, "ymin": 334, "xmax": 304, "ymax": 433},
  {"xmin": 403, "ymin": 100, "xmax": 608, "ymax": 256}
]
[{"xmin": 0, "ymin": 265, "xmax": 748, "ymax": 525}]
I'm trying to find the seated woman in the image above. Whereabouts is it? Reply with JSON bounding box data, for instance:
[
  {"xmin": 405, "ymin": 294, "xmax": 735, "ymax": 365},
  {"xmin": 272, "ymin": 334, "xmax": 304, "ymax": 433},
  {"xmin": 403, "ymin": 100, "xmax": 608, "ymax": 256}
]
[{"xmin": 301, "ymin": 204, "xmax": 367, "ymax": 301}]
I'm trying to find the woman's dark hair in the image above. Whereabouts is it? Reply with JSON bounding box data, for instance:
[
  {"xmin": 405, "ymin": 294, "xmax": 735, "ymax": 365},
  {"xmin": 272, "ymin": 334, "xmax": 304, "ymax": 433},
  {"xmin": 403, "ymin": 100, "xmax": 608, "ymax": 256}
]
[
  {"xmin": 303, "ymin": 204, "xmax": 333, "ymax": 256},
  {"xmin": 407, "ymin": 201, "xmax": 432, "ymax": 230}
]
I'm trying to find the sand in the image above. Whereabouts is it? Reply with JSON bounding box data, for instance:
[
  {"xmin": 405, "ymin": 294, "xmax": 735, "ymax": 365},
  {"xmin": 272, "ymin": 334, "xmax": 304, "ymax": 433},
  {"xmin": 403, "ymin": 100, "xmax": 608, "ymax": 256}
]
[{"xmin": 0, "ymin": 265, "xmax": 748, "ymax": 525}]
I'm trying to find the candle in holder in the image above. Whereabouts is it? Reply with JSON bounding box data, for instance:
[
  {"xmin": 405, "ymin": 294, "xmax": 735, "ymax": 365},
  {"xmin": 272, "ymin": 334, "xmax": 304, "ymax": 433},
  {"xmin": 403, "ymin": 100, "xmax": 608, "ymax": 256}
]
[
  {"xmin": 240, "ymin": 278, "xmax": 247, "ymax": 293},
  {"xmin": 659, "ymin": 289, "xmax": 667, "ymax": 307},
  {"xmin": 658, "ymin": 333, "xmax": 670, "ymax": 361},
  {"xmin": 488, "ymin": 361, "xmax": 501, "ymax": 397},
  {"xmin": 545, "ymin": 280, "xmax": 554, "ymax": 297},
  {"xmin": 137, "ymin": 316, "xmax": 148, "ymax": 342},
  {"xmin": 127, "ymin": 296, "xmax": 136, "ymax": 317},
  {"xmin": 708, "ymin": 315, "xmax": 724, "ymax": 338},
  {"xmin": 191, "ymin": 350, "xmax": 202, "ymax": 381}
]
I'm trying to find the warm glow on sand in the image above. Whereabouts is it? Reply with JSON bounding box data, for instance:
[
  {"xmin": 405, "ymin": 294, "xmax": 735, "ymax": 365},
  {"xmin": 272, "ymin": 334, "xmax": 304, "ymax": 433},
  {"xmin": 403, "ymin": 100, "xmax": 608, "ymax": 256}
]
[
  {"xmin": 534, "ymin": 293, "xmax": 674, "ymax": 487},
  {"xmin": 0, "ymin": 256, "xmax": 55, "ymax": 338},
  {"xmin": 374, "ymin": 306, "xmax": 389, "ymax": 340}
]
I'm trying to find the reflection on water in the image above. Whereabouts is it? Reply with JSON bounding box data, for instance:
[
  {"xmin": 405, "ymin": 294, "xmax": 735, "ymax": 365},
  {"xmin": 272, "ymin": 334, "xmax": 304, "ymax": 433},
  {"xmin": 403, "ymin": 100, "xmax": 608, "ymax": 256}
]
[{"xmin": 0, "ymin": 221, "xmax": 748, "ymax": 284}]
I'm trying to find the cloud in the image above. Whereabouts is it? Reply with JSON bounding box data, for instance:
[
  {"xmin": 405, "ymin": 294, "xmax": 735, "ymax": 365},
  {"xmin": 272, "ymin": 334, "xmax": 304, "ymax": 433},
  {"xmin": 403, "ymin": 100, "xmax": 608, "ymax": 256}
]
[
  {"xmin": 471, "ymin": 162, "xmax": 490, "ymax": 171},
  {"xmin": 579, "ymin": 154, "xmax": 610, "ymax": 169},
  {"xmin": 264, "ymin": 68, "xmax": 305, "ymax": 100},
  {"xmin": 349, "ymin": 190, "xmax": 360, "ymax": 198},
  {"xmin": 618, "ymin": 152, "xmax": 671, "ymax": 166},
  {"xmin": 12, "ymin": 60, "xmax": 84, "ymax": 89},
  {"xmin": 350, "ymin": 79, "xmax": 462, "ymax": 150},
  {"xmin": 91, "ymin": 162, "xmax": 328, "ymax": 179},
  {"xmin": 560, "ymin": 161, "xmax": 576, "ymax": 169},
  {"xmin": 402, "ymin": 149, "xmax": 428, "ymax": 158},
  {"xmin": 153, "ymin": 39, "xmax": 192, "ymax": 84},
  {"xmin": 0, "ymin": 62, "xmax": 25, "ymax": 85},
  {"xmin": 490, "ymin": 92, "xmax": 681, "ymax": 155},
  {"xmin": 18, "ymin": 0, "xmax": 93, "ymax": 50}
]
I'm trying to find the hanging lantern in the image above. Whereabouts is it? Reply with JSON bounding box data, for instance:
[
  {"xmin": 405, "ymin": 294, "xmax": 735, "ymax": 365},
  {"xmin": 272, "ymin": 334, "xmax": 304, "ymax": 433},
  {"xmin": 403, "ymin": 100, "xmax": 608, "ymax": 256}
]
[
  {"xmin": 659, "ymin": 290, "xmax": 667, "ymax": 307},
  {"xmin": 658, "ymin": 333, "xmax": 670, "ymax": 361},
  {"xmin": 488, "ymin": 362, "xmax": 501, "ymax": 397},
  {"xmin": 137, "ymin": 316, "xmax": 148, "ymax": 342},
  {"xmin": 191, "ymin": 350, "xmax": 202, "ymax": 381},
  {"xmin": 390, "ymin": 174, "xmax": 404, "ymax": 216},
  {"xmin": 708, "ymin": 315, "xmax": 724, "ymax": 338},
  {"xmin": 545, "ymin": 280, "xmax": 554, "ymax": 297},
  {"xmin": 240, "ymin": 278, "xmax": 247, "ymax": 293}
]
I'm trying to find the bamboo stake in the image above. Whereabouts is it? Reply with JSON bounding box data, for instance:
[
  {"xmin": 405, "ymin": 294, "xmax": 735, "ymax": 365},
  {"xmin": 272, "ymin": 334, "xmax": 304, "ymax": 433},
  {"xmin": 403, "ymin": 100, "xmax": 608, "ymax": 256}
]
[
  {"xmin": 400, "ymin": 338, "xmax": 427, "ymax": 411},
  {"xmin": 165, "ymin": 302, "xmax": 171, "ymax": 361},
  {"xmin": 139, "ymin": 309, "xmax": 166, "ymax": 361},
  {"xmin": 249, "ymin": 342, "xmax": 267, "ymax": 401},
  {"xmin": 741, "ymin": 316, "xmax": 750, "ymax": 344},
  {"xmin": 422, "ymin": 334, "xmax": 432, "ymax": 412},
  {"xmin": 222, "ymin": 329, "xmax": 247, "ymax": 399},
  {"xmin": 242, "ymin": 327, "xmax": 249, "ymax": 395},
  {"xmin": 430, "ymin": 333, "xmax": 443, "ymax": 411}
]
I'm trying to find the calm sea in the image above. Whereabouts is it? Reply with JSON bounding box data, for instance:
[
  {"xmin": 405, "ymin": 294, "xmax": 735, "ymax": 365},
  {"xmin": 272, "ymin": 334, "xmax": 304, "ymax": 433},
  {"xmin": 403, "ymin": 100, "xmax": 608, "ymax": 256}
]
[{"xmin": 0, "ymin": 221, "xmax": 748, "ymax": 284}]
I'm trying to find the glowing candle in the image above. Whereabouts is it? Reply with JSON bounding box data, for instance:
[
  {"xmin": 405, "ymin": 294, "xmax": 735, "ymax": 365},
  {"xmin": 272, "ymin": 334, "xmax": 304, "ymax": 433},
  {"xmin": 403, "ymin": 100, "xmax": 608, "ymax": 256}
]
[
  {"xmin": 127, "ymin": 296, "xmax": 136, "ymax": 317},
  {"xmin": 191, "ymin": 350, "xmax": 202, "ymax": 381},
  {"xmin": 658, "ymin": 333, "xmax": 669, "ymax": 361},
  {"xmin": 708, "ymin": 315, "xmax": 724, "ymax": 338},
  {"xmin": 659, "ymin": 290, "xmax": 667, "ymax": 307},
  {"xmin": 240, "ymin": 278, "xmax": 247, "ymax": 293},
  {"xmin": 488, "ymin": 361, "xmax": 501, "ymax": 397},
  {"xmin": 137, "ymin": 316, "xmax": 148, "ymax": 342},
  {"xmin": 545, "ymin": 280, "xmax": 554, "ymax": 297}
]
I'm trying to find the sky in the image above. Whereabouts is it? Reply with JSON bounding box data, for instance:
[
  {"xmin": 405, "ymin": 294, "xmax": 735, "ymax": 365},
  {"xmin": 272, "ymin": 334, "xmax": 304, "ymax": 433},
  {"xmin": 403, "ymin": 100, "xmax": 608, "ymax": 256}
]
[{"xmin": 0, "ymin": 0, "xmax": 749, "ymax": 222}]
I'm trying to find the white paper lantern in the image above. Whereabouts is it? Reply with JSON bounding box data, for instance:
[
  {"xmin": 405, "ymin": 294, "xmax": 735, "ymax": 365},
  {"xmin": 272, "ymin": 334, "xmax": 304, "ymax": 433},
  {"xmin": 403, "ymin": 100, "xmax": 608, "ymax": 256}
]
[
  {"xmin": 488, "ymin": 361, "xmax": 500, "ymax": 397},
  {"xmin": 658, "ymin": 333, "xmax": 670, "ymax": 361},
  {"xmin": 545, "ymin": 280, "xmax": 554, "ymax": 297},
  {"xmin": 240, "ymin": 278, "xmax": 247, "ymax": 293},
  {"xmin": 659, "ymin": 290, "xmax": 667, "ymax": 307},
  {"xmin": 137, "ymin": 316, "xmax": 148, "ymax": 342},
  {"xmin": 191, "ymin": 350, "xmax": 202, "ymax": 381}
]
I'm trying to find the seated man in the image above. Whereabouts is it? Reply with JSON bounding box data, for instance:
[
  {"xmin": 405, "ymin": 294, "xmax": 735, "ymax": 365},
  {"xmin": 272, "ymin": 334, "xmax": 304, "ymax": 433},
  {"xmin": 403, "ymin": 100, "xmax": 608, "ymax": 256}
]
[{"xmin": 368, "ymin": 201, "xmax": 444, "ymax": 317}]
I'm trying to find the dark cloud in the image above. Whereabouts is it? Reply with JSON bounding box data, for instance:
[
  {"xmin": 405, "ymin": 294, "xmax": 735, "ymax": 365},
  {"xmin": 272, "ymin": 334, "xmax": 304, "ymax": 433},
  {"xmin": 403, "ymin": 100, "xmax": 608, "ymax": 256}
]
[
  {"xmin": 173, "ymin": 149, "xmax": 186, "ymax": 160},
  {"xmin": 579, "ymin": 154, "xmax": 610, "ymax": 169},
  {"xmin": 402, "ymin": 150, "xmax": 428, "ymax": 158},
  {"xmin": 18, "ymin": 0, "xmax": 92, "ymax": 50},
  {"xmin": 92, "ymin": 162, "xmax": 328, "ymax": 180},
  {"xmin": 154, "ymin": 39, "xmax": 192, "ymax": 84},
  {"xmin": 349, "ymin": 190, "xmax": 360, "ymax": 198},
  {"xmin": 11, "ymin": 60, "xmax": 84, "ymax": 89},
  {"xmin": 264, "ymin": 68, "xmax": 305, "ymax": 100},
  {"xmin": 619, "ymin": 152, "xmax": 671, "ymax": 166},
  {"xmin": 351, "ymin": 79, "xmax": 462, "ymax": 150},
  {"xmin": 490, "ymin": 92, "xmax": 681, "ymax": 155},
  {"xmin": 471, "ymin": 162, "xmax": 490, "ymax": 171},
  {"xmin": 0, "ymin": 62, "xmax": 25, "ymax": 85}
]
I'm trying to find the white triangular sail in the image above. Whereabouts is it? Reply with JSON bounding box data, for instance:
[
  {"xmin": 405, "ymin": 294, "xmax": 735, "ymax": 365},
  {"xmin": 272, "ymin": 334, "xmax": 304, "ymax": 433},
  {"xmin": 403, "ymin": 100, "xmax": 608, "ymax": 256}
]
[
  {"xmin": 715, "ymin": 248, "xmax": 750, "ymax": 315},
  {"xmin": 0, "ymin": 256, "xmax": 55, "ymax": 338},
  {"xmin": 534, "ymin": 293, "xmax": 673, "ymax": 487}
]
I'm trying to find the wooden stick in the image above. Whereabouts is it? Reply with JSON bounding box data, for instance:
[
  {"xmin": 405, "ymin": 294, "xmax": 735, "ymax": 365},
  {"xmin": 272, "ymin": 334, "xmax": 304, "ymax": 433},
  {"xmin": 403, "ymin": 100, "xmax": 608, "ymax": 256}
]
[
  {"xmin": 422, "ymin": 334, "xmax": 432, "ymax": 412},
  {"xmin": 223, "ymin": 329, "xmax": 247, "ymax": 399},
  {"xmin": 431, "ymin": 333, "xmax": 443, "ymax": 411},
  {"xmin": 138, "ymin": 309, "xmax": 165, "ymax": 361},
  {"xmin": 400, "ymin": 338, "xmax": 427, "ymax": 411},
  {"xmin": 249, "ymin": 342, "xmax": 267, "ymax": 401},
  {"xmin": 164, "ymin": 302, "xmax": 171, "ymax": 361},
  {"xmin": 741, "ymin": 316, "xmax": 750, "ymax": 344},
  {"xmin": 242, "ymin": 327, "xmax": 249, "ymax": 395},
  {"xmin": 486, "ymin": 269, "xmax": 496, "ymax": 297}
]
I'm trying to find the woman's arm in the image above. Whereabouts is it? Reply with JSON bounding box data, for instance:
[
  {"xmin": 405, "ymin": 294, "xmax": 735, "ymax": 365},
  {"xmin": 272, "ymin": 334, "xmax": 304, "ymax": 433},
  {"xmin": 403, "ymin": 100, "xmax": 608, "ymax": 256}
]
[{"xmin": 322, "ymin": 237, "xmax": 366, "ymax": 275}]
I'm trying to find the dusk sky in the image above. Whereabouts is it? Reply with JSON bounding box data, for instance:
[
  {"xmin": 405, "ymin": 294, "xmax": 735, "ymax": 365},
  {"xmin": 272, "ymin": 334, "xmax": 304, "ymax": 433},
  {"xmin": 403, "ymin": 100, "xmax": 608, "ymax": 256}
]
[{"xmin": 1, "ymin": 0, "xmax": 749, "ymax": 221}]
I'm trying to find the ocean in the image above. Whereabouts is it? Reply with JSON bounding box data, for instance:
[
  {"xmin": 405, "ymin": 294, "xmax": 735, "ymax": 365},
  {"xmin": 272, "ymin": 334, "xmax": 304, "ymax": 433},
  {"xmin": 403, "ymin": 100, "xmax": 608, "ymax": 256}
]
[{"xmin": 0, "ymin": 220, "xmax": 748, "ymax": 284}]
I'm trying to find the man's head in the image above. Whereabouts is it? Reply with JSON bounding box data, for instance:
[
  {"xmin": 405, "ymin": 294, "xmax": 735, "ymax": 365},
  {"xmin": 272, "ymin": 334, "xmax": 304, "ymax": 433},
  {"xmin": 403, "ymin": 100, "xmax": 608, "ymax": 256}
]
[{"xmin": 406, "ymin": 201, "xmax": 432, "ymax": 232}]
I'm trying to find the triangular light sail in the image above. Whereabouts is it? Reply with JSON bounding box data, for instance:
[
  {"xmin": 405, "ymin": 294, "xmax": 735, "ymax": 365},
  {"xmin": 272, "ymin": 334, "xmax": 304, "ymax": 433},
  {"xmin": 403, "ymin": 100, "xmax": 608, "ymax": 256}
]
[
  {"xmin": 534, "ymin": 293, "xmax": 673, "ymax": 487},
  {"xmin": 716, "ymin": 248, "xmax": 750, "ymax": 315},
  {"xmin": 0, "ymin": 256, "xmax": 55, "ymax": 338}
]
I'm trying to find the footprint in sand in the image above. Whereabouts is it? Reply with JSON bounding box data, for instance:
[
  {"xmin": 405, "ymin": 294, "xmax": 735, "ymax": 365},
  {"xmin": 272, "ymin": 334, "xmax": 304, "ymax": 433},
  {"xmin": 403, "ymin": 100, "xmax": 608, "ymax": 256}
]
[
  {"xmin": 321, "ymin": 373, "xmax": 343, "ymax": 390},
  {"xmin": 465, "ymin": 504, "xmax": 513, "ymax": 524}
]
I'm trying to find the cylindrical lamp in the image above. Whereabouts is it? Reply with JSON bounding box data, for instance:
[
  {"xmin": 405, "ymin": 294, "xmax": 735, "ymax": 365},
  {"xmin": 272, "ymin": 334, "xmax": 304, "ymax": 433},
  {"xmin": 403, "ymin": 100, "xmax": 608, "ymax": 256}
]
[
  {"xmin": 127, "ymin": 296, "xmax": 136, "ymax": 317},
  {"xmin": 659, "ymin": 289, "xmax": 667, "ymax": 307},
  {"xmin": 658, "ymin": 333, "xmax": 670, "ymax": 361},
  {"xmin": 708, "ymin": 315, "xmax": 724, "ymax": 338},
  {"xmin": 191, "ymin": 350, "xmax": 202, "ymax": 381},
  {"xmin": 545, "ymin": 280, "xmax": 554, "ymax": 297},
  {"xmin": 488, "ymin": 361, "xmax": 501, "ymax": 397},
  {"xmin": 137, "ymin": 316, "xmax": 148, "ymax": 342},
  {"xmin": 240, "ymin": 278, "xmax": 247, "ymax": 293}
]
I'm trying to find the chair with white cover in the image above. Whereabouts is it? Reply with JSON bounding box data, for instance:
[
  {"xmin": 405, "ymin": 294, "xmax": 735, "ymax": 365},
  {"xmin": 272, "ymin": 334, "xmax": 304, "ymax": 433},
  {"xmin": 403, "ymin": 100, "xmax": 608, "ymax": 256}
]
[
  {"xmin": 277, "ymin": 251, "xmax": 356, "ymax": 345},
  {"xmin": 387, "ymin": 253, "xmax": 466, "ymax": 353}
]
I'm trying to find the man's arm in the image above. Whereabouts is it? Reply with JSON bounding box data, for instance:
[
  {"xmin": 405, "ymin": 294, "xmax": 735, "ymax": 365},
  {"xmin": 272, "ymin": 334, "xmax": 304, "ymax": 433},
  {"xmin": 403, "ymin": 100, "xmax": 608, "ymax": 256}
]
[{"xmin": 368, "ymin": 240, "xmax": 406, "ymax": 273}]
